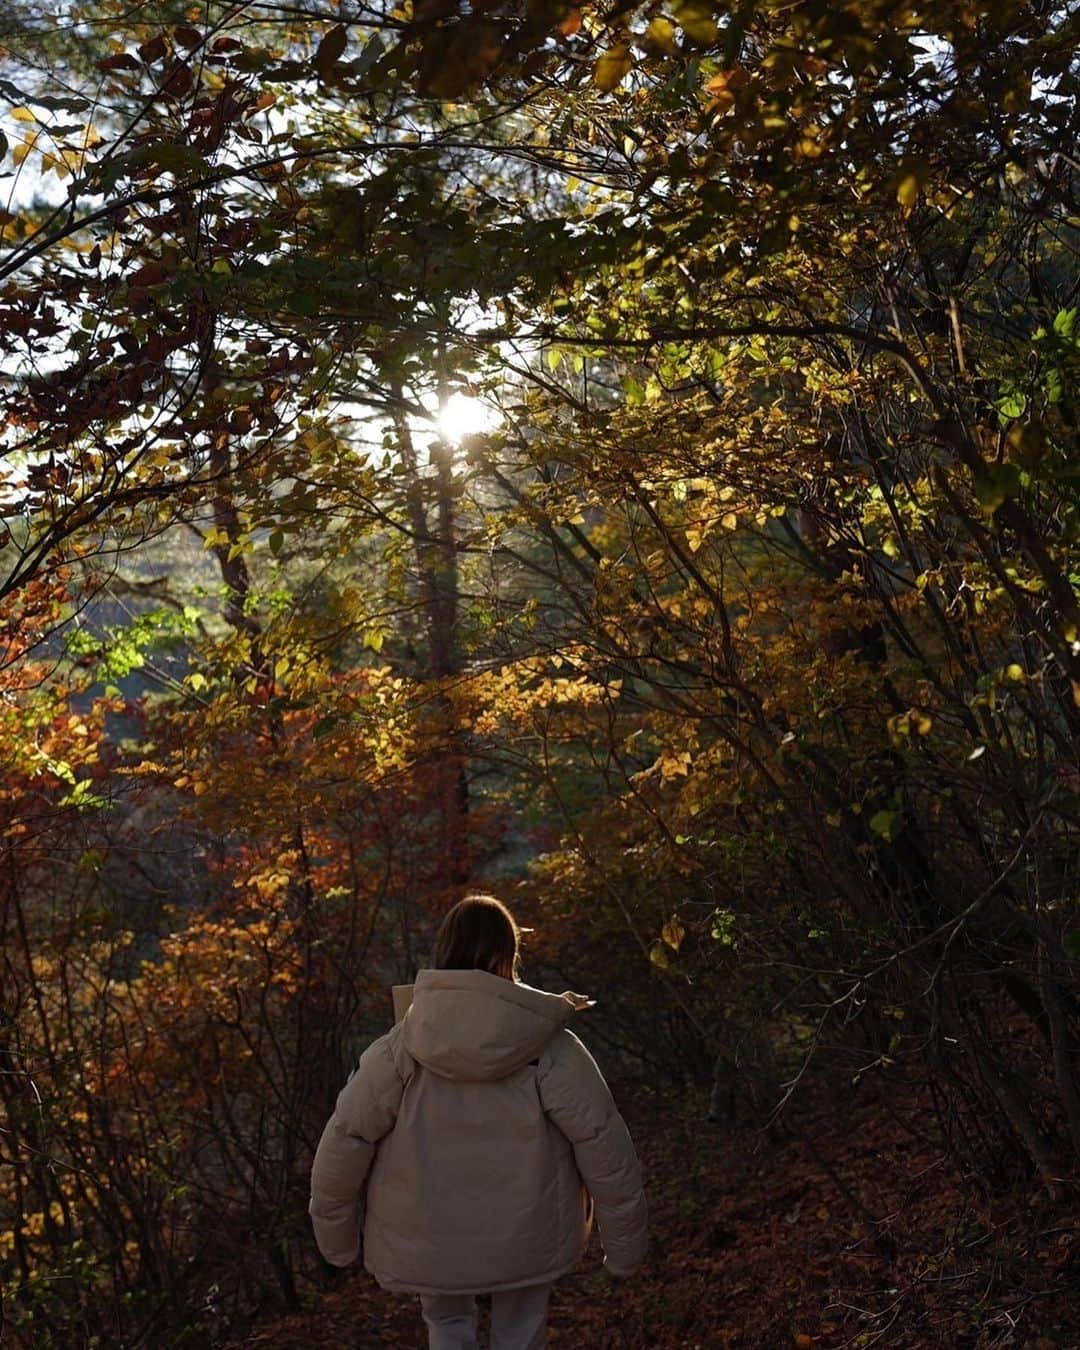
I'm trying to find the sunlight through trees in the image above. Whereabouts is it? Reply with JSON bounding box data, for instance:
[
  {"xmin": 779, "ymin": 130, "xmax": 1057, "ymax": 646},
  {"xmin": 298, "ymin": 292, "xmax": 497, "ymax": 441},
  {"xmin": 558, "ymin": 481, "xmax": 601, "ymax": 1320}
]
[{"xmin": 1, "ymin": 0, "xmax": 1078, "ymax": 1343}]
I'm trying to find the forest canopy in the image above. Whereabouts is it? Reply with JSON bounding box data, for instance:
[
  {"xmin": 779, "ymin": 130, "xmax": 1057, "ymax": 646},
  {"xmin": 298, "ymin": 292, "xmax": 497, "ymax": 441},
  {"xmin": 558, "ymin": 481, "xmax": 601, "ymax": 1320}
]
[{"xmin": 1, "ymin": 0, "xmax": 1078, "ymax": 1343}]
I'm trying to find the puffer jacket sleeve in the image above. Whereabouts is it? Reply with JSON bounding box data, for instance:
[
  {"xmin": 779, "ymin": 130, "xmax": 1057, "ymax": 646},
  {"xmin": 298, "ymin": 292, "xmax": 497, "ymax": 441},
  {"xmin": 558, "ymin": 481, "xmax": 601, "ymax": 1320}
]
[
  {"xmin": 537, "ymin": 1029, "xmax": 648, "ymax": 1277},
  {"xmin": 309, "ymin": 1030, "xmax": 406, "ymax": 1266}
]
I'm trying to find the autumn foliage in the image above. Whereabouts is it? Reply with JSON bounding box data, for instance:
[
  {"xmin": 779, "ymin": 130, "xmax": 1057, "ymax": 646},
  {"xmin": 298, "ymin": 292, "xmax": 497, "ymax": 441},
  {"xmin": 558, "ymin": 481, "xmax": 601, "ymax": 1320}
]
[{"xmin": 1, "ymin": 0, "xmax": 1078, "ymax": 1343}]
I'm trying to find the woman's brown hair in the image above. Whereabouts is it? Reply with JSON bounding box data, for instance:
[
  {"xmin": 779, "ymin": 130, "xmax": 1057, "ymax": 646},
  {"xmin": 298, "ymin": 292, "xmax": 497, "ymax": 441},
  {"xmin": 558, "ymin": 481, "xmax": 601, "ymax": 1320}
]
[{"xmin": 433, "ymin": 894, "xmax": 520, "ymax": 980}]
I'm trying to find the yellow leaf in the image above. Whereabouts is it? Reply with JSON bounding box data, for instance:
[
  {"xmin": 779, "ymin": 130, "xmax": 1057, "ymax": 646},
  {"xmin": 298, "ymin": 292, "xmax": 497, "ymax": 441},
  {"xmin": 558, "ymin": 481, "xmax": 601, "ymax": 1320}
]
[
  {"xmin": 10, "ymin": 107, "xmax": 36, "ymax": 122},
  {"xmin": 661, "ymin": 917, "xmax": 685, "ymax": 952},
  {"xmin": 673, "ymin": 1, "xmax": 718, "ymax": 45},
  {"xmin": 658, "ymin": 749, "xmax": 692, "ymax": 780},
  {"xmin": 593, "ymin": 43, "xmax": 633, "ymax": 93},
  {"xmin": 649, "ymin": 941, "xmax": 671, "ymax": 970},
  {"xmin": 896, "ymin": 173, "xmax": 920, "ymax": 210},
  {"xmin": 645, "ymin": 17, "xmax": 676, "ymax": 52}
]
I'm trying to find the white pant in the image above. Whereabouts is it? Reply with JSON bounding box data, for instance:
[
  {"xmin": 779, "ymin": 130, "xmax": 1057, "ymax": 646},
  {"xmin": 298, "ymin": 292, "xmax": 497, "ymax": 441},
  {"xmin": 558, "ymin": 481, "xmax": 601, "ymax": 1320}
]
[{"xmin": 420, "ymin": 1283, "xmax": 551, "ymax": 1350}]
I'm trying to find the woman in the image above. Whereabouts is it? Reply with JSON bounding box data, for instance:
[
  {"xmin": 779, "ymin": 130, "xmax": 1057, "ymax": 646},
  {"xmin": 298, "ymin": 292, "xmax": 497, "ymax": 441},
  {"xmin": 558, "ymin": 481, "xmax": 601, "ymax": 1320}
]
[{"xmin": 309, "ymin": 894, "xmax": 648, "ymax": 1349}]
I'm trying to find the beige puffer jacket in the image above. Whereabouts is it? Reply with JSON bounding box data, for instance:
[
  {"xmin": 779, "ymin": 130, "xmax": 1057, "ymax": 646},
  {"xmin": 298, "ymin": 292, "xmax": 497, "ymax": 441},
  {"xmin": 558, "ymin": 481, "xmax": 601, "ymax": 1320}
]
[{"xmin": 309, "ymin": 968, "xmax": 647, "ymax": 1294}]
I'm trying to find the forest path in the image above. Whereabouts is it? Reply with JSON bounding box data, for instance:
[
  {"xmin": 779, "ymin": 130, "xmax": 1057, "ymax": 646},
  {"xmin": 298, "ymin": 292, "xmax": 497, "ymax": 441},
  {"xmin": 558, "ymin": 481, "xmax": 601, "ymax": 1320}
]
[{"xmin": 236, "ymin": 1083, "xmax": 1075, "ymax": 1349}]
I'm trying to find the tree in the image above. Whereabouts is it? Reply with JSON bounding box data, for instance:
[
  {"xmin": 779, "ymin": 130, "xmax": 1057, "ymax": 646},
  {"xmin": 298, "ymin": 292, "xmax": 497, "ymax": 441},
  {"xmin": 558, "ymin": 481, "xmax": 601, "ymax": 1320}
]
[{"xmin": 2, "ymin": 0, "xmax": 1079, "ymax": 1341}]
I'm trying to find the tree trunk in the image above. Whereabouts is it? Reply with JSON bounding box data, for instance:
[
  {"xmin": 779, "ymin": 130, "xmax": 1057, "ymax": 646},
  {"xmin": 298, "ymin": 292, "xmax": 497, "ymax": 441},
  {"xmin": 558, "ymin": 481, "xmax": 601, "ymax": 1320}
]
[{"xmin": 394, "ymin": 403, "xmax": 470, "ymax": 887}]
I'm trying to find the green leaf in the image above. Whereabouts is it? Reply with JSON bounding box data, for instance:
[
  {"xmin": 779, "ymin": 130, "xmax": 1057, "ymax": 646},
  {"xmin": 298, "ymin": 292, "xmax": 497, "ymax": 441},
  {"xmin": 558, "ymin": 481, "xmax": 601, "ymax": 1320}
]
[
  {"xmin": 44, "ymin": 756, "xmax": 77, "ymax": 786},
  {"xmin": 710, "ymin": 909, "xmax": 736, "ymax": 946},
  {"xmin": 1052, "ymin": 307, "xmax": 1077, "ymax": 341},
  {"xmin": 869, "ymin": 809, "xmax": 901, "ymax": 841},
  {"xmin": 996, "ymin": 388, "xmax": 1026, "ymax": 419},
  {"xmin": 61, "ymin": 778, "xmax": 108, "ymax": 811},
  {"xmin": 1065, "ymin": 930, "xmax": 1080, "ymax": 961}
]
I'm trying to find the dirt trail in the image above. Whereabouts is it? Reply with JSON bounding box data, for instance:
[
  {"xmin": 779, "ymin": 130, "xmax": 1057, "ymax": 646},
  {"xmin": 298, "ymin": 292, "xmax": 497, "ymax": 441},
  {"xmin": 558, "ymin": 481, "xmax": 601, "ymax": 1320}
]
[{"xmin": 234, "ymin": 1083, "xmax": 1077, "ymax": 1348}]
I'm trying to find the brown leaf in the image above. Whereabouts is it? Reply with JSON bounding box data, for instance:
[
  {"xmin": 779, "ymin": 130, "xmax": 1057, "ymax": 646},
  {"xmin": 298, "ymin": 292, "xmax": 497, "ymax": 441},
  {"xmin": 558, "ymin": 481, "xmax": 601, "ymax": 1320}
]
[
  {"xmin": 128, "ymin": 260, "xmax": 167, "ymax": 287},
  {"xmin": 138, "ymin": 34, "xmax": 168, "ymax": 64},
  {"xmin": 160, "ymin": 60, "xmax": 193, "ymax": 97},
  {"xmin": 315, "ymin": 24, "xmax": 348, "ymax": 76},
  {"xmin": 96, "ymin": 53, "xmax": 141, "ymax": 72}
]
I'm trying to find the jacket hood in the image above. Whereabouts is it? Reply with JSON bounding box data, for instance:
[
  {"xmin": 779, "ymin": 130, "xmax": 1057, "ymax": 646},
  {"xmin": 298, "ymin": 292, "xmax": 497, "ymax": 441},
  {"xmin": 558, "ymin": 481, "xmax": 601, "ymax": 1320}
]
[{"xmin": 401, "ymin": 968, "xmax": 577, "ymax": 1082}]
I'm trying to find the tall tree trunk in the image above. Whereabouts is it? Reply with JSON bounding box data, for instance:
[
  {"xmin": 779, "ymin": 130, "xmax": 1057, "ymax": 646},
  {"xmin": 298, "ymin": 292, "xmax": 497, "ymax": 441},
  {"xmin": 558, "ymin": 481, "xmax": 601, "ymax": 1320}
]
[
  {"xmin": 394, "ymin": 399, "xmax": 470, "ymax": 887},
  {"xmin": 208, "ymin": 436, "xmax": 260, "ymax": 648}
]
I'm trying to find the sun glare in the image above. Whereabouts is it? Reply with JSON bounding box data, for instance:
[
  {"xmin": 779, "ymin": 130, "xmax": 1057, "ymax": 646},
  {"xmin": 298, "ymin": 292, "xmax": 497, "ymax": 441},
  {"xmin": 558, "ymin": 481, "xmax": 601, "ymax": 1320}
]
[{"xmin": 436, "ymin": 393, "xmax": 500, "ymax": 445}]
